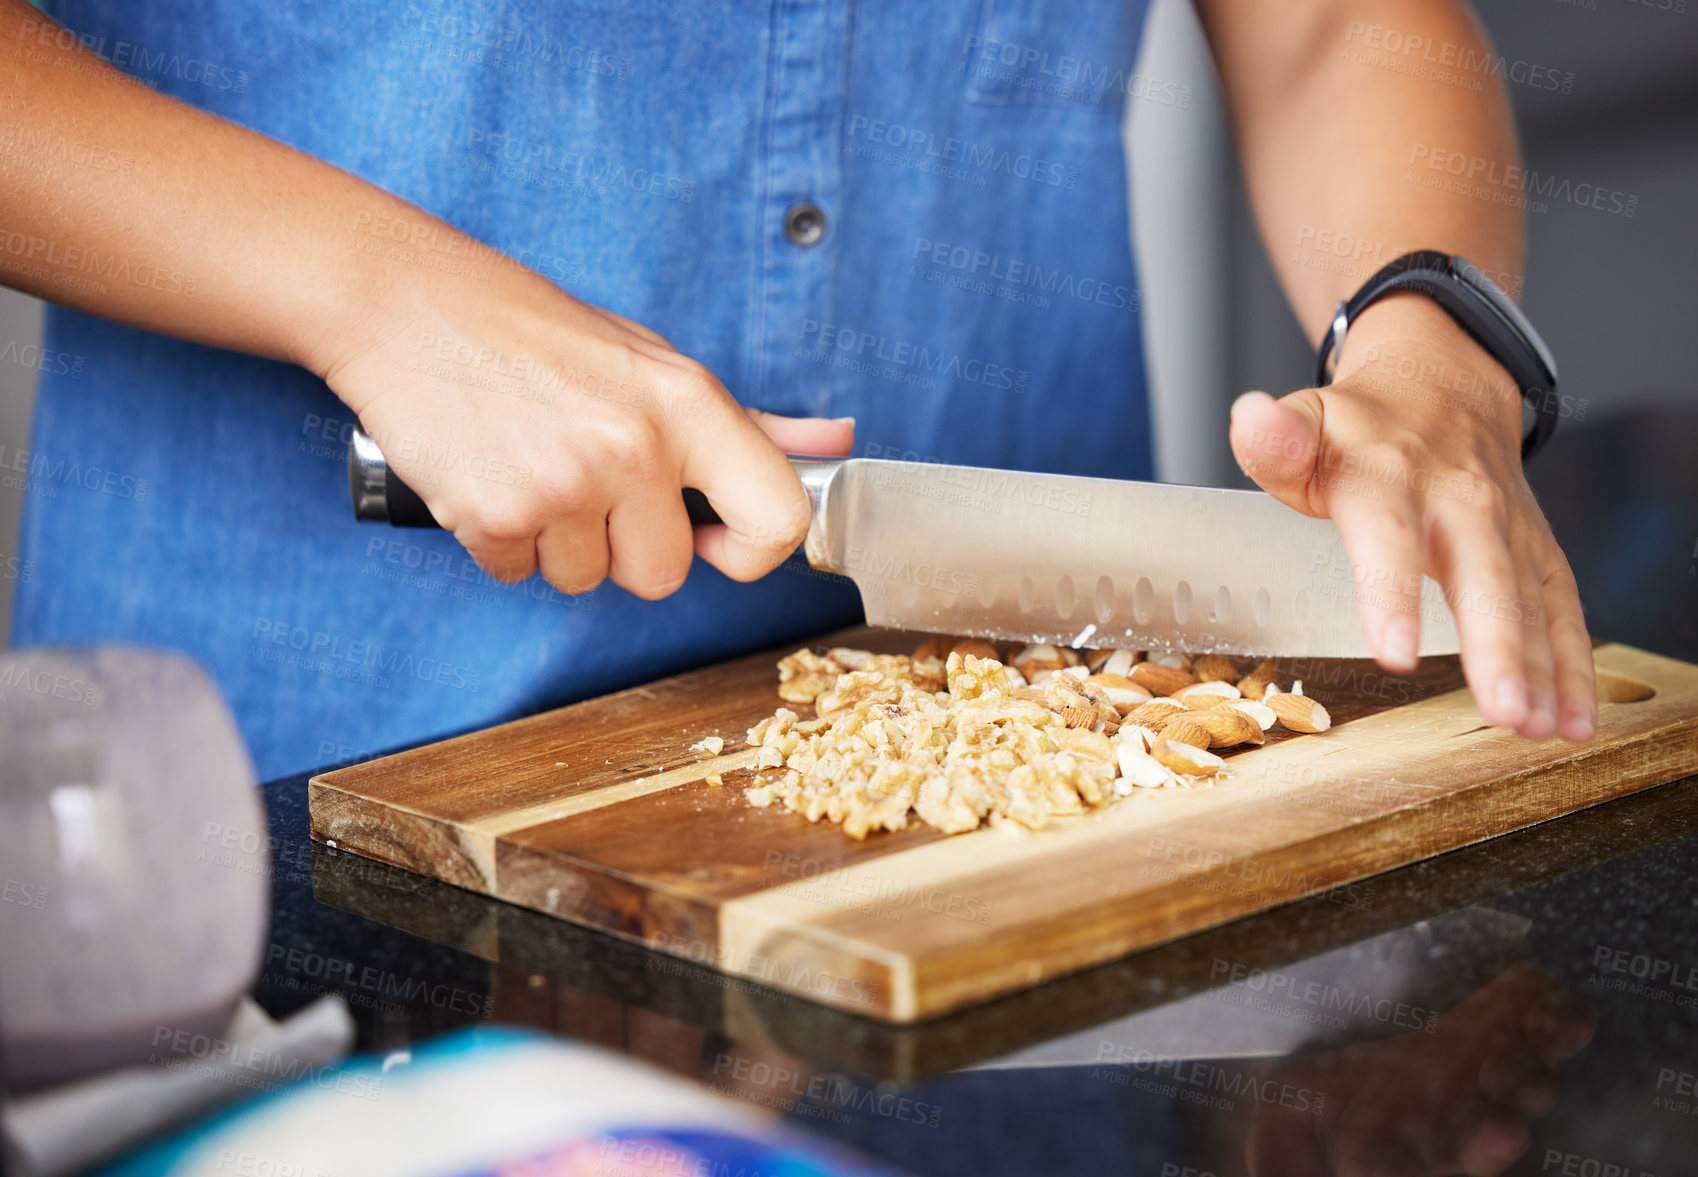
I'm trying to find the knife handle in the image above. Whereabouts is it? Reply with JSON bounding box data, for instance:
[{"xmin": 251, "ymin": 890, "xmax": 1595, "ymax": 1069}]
[{"xmin": 348, "ymin": 425, "xmax": 726, "ymax": 529}]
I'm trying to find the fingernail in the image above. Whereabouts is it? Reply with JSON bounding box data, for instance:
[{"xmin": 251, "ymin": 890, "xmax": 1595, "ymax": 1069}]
[
  {"xmin": 1527, "ymin": 696, "xmax": 1556, "ymax": 738},
  {"xmin": 1229, "ymin": 391, "xmax": 1262, "ymax": 421},
  {"xmin": 1381, "ymin": 617, "xmax": 1418, "ymax": 671},
  {"xmin": 1562, "ymin": 706, "xmax": 1597, "ymax": 743},
  {"xmin": 833, "ymin": 416, "xmax": 856, "ymax": 424},
  {"xmin": 1494, "ymin": 676, "xmax": 1528, "ymax": 723}
]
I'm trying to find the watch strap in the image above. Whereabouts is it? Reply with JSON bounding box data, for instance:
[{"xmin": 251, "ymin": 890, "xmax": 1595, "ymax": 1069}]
[{"xmin": 1315, "ymin": 250, "xmax": 1560, "ymax": 460}]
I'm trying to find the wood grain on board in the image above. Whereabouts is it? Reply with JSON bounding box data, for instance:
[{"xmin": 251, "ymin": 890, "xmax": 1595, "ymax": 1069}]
[{"xmin": 309, "ymin": 629, "xmax": 1698, "ymax": 1023}]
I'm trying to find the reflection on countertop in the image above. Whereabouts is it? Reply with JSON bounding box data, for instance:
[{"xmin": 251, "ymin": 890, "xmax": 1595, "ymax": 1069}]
[{"xmin": 256, "ymin": 762, "xmax": 1698, "ymax": 1175}]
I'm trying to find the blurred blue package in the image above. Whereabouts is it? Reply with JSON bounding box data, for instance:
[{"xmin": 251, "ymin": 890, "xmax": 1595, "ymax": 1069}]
[{"xmin": 94, "ymin": 1026, "xmax": 908, "ymax": 1177}]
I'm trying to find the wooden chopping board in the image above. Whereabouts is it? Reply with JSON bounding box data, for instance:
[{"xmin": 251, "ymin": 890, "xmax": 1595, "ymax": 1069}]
[{"xmin": 309, "ymin": 629, "xmax": 1698, "ymax": 1023}]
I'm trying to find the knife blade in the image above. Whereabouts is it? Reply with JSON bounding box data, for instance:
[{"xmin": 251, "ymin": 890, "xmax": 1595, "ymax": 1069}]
[
  {"xmin": 348, "ymin": 430, "xmax": 1459, "ymax": 657},
  {"xmin": 797, "ymin": 458, "xmax": 1459, "ymax": 658}
]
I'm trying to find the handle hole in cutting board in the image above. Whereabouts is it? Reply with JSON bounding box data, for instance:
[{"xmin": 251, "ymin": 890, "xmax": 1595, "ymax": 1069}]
[{"xmin": 1596, "ymin": 670, "xmax": 1656, "ymax": 703}]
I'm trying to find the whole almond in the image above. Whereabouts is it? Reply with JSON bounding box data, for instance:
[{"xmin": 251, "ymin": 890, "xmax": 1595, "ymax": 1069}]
[
  {"xmin": 1268, "ymin": 693, "xmax": 1331, "ymax": 733},
  {"xmin": 1160, "ymin": 716, "xmax": 1214, "ymax": 749},
  {"xmin": 1131, "ymin": 661, "xmax": 1196, "ymax": 697},
  {"xmin": 1061, "ymin": 705, "xmax": 1099, "ymax": 730},
  {"xmin": 911, "ymin": 637, "xmax": 943, "ymax": 661},
  {"xmin": 1191, "ymin": 654, "xmax": 1238, "ymax": 683},
  {"xmin": 950, "ymin": 638, "xmax": 1002, "ymax": 662},
  {"xmin": 1180, "ymin": 709, "xmax": 1264, "ymax": 748}
]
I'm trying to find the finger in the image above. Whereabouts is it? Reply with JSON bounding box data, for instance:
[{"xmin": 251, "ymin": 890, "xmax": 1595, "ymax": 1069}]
[
  {"xmin": 1513, "ymin": 561, "xmax": 1559, "ymax": 740},
  {"xmin": 445, "ymin": 493, "xmax": 542, "ymax": 585},
  {"xmin": 1541, "ymin": 552, "xmax": 1598, "ymax": 742},
  {"xmin": 746, "ymin": 408, "xmax": 856, "ymax": 458},
  {"xmin": 1524, "ymin": 995, "xmax": 1598, "ymax": 1067},
  {"xmin": 1455, "ymin": 1114, "xmax": 1530, "ymax": 1177},
  {"xmin": 681, "ymin": 397, "xmax": 813, "ymax": 582},
  {"xmin": 607, "ymin": 477, "xmax": 695, "ymax": 600},
  {"xmin": 1322, "ymin": 459, "xmax": 1427, "ymax": 674},
  {"xmin": 1228, "ymin": 388, "xmax": 1325, "ymax": 517},
  {"xmin": 1477, "ymin": 1045, "xmax": 1554, "ymax": 1113},
  {"xmin": 1430, "ymin": 516, "xmax": 1531, "ymax": 729},
  {"xmin": 534, "ymin": 504, "xmax": 612, "ymax": 596}
]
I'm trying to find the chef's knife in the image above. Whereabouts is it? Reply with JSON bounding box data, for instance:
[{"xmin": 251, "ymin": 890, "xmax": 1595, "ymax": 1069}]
[{"xmin": 348, "ymin": 427, "xmax": 1460, "ymax": 657}]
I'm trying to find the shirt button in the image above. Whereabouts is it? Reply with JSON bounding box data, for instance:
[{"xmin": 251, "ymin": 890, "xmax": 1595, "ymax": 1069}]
[{"xmin": 785, "ymin": 202, "xmax": 827, "ymax": 247}]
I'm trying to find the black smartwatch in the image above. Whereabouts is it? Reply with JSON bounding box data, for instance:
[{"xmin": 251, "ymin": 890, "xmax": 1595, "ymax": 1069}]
[{"xmin": 1314, "ymin": 250, "xmax": 1560, "ymax": 460}]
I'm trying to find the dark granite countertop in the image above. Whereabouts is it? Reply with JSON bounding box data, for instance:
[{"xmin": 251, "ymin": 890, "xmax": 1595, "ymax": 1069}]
[
  {"xmin": 242, "ymin": 413, "xmax": 1698, "ymax": 1176},
  {"xmin": 254, "ymin": 762, "xmax": 1698, "ymax": 1176}
]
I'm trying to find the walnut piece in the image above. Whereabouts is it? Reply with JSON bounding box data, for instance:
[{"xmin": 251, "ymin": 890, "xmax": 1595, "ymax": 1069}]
[{"xmin": 726, "ymin": 644, "xmax": 1326, "ymax": 840}]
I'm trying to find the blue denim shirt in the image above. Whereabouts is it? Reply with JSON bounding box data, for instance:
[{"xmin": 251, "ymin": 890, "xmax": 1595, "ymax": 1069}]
[{"xmin": 15, "ymin": 0, "xmax": 1155, "ymax": 781}]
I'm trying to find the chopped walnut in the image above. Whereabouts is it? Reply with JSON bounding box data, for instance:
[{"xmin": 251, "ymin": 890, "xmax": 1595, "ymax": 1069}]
[
  {"xmin": 777, "ymin": 649, "xmax": 844, "ymax": 705},
  {"xmin": 727, "ymin": 644, "xmax": 1327, "ymax": 839}
]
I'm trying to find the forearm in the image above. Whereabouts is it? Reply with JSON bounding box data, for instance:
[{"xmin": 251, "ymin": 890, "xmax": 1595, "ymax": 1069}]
[
  {"xmin": 0, "ymin": 0, "xmax": 475, "ymax": 379},
  {"xmin": 1194, "ymin": 0, "xmax": 1524, "ymax": 341}
]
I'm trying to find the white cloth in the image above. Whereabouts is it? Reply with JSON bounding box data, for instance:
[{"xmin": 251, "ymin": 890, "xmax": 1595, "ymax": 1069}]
[{"xmin": 3, "ymin": 995, "xmax": 354, "ymax": 1177}]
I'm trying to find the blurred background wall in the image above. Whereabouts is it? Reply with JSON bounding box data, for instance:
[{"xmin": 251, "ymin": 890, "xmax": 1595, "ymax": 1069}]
[{"xmin": 2, "ymin": 0, "xmax": 1694, "ymax": 648}]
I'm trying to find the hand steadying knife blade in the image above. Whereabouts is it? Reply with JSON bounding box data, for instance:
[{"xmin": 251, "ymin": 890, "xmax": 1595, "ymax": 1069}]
[{"xmin": 349, "ymin": 426, "xmax": 1458, "ymax": 659}]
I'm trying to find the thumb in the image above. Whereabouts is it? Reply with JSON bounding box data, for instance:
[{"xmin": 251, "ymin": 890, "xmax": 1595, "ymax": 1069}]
[
  {"xmin": 744, "ymin": 408, "xmax": 856, "ymax": 458},
  {"xmin": 1229, "ymin": 388, "xmax": 1325, "ymax": 517}
]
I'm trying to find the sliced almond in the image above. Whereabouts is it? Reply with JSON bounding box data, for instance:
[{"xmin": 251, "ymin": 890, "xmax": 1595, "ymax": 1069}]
[
  {"xmin": 1087, "ymin": 648, "xmax": 1140, "ymax": 677},
  {"xmin": 1237, "ymin": 658, "xmax": 1279, "ymax": 699},
  {"xmin": 1116, "ymin": 742, "xmax": 1177, "ymax": 788},
  {"xmin": 1191, "ymin": 654, "xmax": 1238, "ymax": 683},
  {"xmin": 1151, "ymin": 738, "xmax": 1225, "ymax": 776},
  {"xmin": 1012, "ymin": 643, "xmax": 1069, "ymax": 675},
  {"xmin": 1124, "ymin": 698, "xmax": 1189, "ymax": 728},
  {"xmin": 1113, "ymin": 724, "xmax": 1156, "ymax": 754},
  {"xmin": 1224, "ymin": 698, "xmax": 1277, "ymax": 732},
  {"xmin": 1174, "ymin": 680, "xmax": 1241, "ymax": 706},
  {"xmin": 1012, "ymin": 686, "xmax": 1050, "ymax": 705},
  {"xmin": 1085, "ymin": 672, "xmax": 1153, "ymax": 713},
  {"xmin": 1268, "ymin": 692, "xmax": 1331, "ymax": 733},
  {"xmin": 1147, "ymin": 651, "xmax": 1191, "ymax": 671},
  {"xmin": 1059, "ymin": 664, "xmax": 1090, "ymax": 682},
  {"xmin": 1291, "ymin": 680, "xmax": 1305, "ymax": 697},
  {"xmin": 1131, "ymin": 661, "xmax": 1196, "ymax": 697}
]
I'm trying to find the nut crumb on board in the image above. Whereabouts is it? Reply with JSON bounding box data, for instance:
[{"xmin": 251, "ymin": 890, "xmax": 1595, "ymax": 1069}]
[
  {"xmin": 723, "ymin": 638, "xmax": 1333, "ymax": 840},
  {"xmin": 689, "ymin": 735, "xmax": 725, "ymax": 757}
]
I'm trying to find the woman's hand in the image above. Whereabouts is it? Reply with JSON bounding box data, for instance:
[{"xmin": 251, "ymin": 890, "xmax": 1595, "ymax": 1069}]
[
  {"xmin": 323, "ymin": 248, "xmax": 851, "ymax": 600},
  {"xmin": 1228, "ymin": 294, "xmax": 1595, "ymax": 742},
  {"xmin": 1245, "ymin": 962, "xmax": 1596, "ymax": 1176}
]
